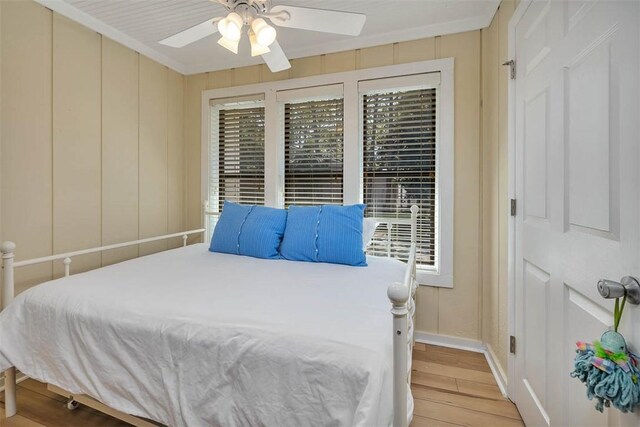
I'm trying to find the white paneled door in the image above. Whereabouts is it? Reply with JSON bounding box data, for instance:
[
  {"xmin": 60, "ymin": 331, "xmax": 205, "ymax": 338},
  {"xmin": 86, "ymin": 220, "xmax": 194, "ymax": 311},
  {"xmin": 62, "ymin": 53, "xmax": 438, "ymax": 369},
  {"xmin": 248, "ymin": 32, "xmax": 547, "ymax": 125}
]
[{"xmin": 513, "ymin": 1, "xmax": 639, "ymax": 426}]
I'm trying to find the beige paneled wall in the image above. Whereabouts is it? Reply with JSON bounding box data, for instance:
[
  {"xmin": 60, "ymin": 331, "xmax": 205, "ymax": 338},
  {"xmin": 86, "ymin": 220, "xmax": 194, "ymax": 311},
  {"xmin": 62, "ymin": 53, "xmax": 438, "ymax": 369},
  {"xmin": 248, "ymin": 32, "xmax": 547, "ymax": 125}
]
[
  {"xmin": 0, "ymin": 1, "xmax": 185, "ymax": 292},
  {"xmin": 184, "ymin": 31, "xmax": 484, "ymax": 341},
  {"xmin": 102, "ymin": 38, "xmax": 140, "ymax": 265},
  {"xmin": 1, "ymin": 1, "xmax": 53, "ymax": 294},
  {"xmin": 139, "ymin": 56, "xmax": 169, "ymax": 256},
  {"xmin": 52, "ymin": 13, "xmax": 102, "ymax": 274},
  {"xmin": 481, "ymin": 0, "xmax": 517, "ymax": 377}
]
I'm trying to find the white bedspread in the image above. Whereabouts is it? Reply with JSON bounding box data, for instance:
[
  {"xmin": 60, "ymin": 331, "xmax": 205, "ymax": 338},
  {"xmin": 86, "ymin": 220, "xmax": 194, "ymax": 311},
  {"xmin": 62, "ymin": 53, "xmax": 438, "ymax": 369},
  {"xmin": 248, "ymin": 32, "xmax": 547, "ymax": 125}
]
[{"xmin": 0, "ymin": 244, "xmax": 408, "ymax": 427}]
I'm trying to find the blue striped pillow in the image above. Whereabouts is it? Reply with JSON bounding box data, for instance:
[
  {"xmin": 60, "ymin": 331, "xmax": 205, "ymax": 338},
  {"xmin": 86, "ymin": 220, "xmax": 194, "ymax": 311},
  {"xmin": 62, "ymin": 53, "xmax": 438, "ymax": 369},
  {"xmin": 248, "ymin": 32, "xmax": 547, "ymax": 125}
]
[
  {"xmin": 210, "ymin": 201, "xmax": 287, "ymax": 259},
  {"xmin": 239, "ymin": 205, "xmax": 287, "ymax": 259},
  {"xmin": 279, "ymin": 206, "xmax": 321, "ymax": 262},
  {"xmin": 210, "ymin": 201, "xmax": 252, "ymax": 255},
  {"xmin": 280, "ymin": 204, "xmax": 367, "ymax": 266}
]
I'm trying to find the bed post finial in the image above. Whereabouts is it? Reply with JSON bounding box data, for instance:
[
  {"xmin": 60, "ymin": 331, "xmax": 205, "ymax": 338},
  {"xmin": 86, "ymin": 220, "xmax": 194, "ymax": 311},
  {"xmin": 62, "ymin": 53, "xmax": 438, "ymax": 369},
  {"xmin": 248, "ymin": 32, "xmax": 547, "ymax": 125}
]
[
  {"xmin": 1, "ymin": 241, "xmax": 17, "ymax": 418},
  {"xmin": 388, "ymin": 281, "xmax": 409, "ymax": 427}
]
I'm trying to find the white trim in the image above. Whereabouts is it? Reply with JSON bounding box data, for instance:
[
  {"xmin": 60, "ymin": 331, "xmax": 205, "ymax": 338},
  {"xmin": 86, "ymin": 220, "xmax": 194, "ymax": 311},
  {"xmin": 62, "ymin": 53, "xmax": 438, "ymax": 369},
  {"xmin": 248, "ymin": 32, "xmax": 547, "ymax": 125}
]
[
  {"xmin": 414, "ymin": 331, "xmax": 485, "ymax": 353},
  {"xmin": 358, "ymin": 72, "xmax": 441, "ymax": 93},
  {"xmin": 507, "ymin": 0, "xmax": 532, "ymax": 402},
  {"xmin": 34, "ymin": 0, "xmax": 187, "ymax": 74},
  {"xmin": 35, "ymin": 0, "xmax": 499, "ymax": 76},
  {"xmin": 415, "ymin": 332, "xmax": 508, "ymax": 398},
  {"xmin": 200, "ymin": 59, "xmax": 455, "ymax": 288},
  {"xmin": 485, "ymin": 343, "xmax": 508, "ymax": 398},
  {"xmin": 276, "ymin": 84, "xmax": 343, "ymax": 103},
  {"xmin": 185, "ymin": 6, "xmax": 500, "ymax": 75}
]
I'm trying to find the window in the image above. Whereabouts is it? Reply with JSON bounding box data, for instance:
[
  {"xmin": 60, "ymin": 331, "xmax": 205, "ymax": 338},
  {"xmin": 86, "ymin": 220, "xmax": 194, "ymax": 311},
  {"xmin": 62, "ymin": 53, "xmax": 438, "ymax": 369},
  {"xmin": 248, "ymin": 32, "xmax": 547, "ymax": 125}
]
[
  {"xmin": 361, "ymin": 86, "xmax": 437, "ymax": 268},
  {"xmin": 283, "ymin": 97, "xmax": 344, "ymax": 207},
  {"xmin": 204, "ymin": 60, "xmax": 453, "ymax": 287},
  {"xmin": 209, "ymin": 98, "xmax": 265, "ymax": 231}
]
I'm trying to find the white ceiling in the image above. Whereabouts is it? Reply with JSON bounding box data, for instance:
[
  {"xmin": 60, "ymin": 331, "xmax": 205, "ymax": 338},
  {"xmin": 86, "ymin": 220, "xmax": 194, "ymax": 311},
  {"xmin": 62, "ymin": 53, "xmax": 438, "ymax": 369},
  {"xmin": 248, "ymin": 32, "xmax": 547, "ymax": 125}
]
[{"xmin": 38, "ymin": 0, "xmax": 500, "ymax": 75}]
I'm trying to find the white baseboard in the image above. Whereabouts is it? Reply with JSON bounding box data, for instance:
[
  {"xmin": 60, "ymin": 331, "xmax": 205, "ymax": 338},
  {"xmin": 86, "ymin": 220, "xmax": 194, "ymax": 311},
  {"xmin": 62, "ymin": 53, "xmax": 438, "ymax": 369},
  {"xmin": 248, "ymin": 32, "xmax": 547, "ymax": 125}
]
[
  {"xmin": 415, "ymin": 331, "xmax": 486, "ymax": 353},
  {"xmin": 484, "ymin": 344, "xmax": 508, "ymax": 398},
  {"xmin": 0, "ymin": 372, "xmax": 28, "ymax": 392},
  {"xmin": 414, "ymin": 331, "xmax": 508, "ymax": 398}
]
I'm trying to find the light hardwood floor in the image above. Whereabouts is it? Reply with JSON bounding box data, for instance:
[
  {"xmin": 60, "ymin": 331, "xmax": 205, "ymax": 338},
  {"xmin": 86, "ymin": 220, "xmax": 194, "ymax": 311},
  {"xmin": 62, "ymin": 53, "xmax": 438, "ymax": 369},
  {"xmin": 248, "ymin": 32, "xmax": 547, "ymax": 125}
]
[{"xmin": 1, "ymin": 344, "xmax": 523, "ymax": 426}]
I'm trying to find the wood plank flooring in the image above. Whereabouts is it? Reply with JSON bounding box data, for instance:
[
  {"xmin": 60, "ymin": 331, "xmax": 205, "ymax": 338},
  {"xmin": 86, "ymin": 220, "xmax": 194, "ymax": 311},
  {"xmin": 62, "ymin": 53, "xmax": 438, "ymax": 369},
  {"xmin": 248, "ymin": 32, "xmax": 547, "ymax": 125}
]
[{"xmin": 1, "ymin": 344, "xmax": 523, "ymax": 426}]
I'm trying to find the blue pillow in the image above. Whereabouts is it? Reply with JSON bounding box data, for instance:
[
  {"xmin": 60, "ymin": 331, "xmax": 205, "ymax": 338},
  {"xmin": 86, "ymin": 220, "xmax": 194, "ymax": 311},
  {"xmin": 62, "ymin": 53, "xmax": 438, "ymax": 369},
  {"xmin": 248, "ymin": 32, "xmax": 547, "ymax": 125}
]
[
  {"xmin": 280, "ymin": 204, "xmax": 367, "ymax": 266},
  {"xmin": 239, "ymin": 205, "xmax": 287, "ymax": 259},
  {"xmin": 210, "ymin": 201, "xmax": 287, "ymax": 259},
  {"xmin": 279, "ymin": 206, "xmax": 322, "ymax": 262},
  {"xmin": 210, "ymin": 201, "xmax": 252, "ymax": 255},
  {"xmin": 317, "ymin": 204, "xmax": 366, "ymax": 266}
]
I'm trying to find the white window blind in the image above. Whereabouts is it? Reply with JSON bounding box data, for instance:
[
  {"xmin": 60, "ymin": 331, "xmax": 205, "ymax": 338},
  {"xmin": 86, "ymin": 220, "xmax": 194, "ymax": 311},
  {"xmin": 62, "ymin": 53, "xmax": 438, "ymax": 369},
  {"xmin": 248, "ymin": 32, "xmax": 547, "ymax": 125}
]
[
  {"xmin": 283, "ymin": 97, "xmax": 344, "ymax": 207},
  {"xmin": 362, "ymin": 86, "xmax": 437, "ymax": 268},
  {"xmin": 210, "ymin": 102, "xmax": 265, "ymax": 214}
]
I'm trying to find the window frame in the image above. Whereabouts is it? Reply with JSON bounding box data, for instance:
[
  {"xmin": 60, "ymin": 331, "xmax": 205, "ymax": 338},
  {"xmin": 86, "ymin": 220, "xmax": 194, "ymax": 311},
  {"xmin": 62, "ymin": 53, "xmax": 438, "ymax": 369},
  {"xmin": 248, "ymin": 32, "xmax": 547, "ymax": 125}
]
[
  {"xmin": 209, "ymin": 97, "xmax": 266, "ymax": 211},
  {"xmin": 202, "ymin": 58, "xmax": 454, "ymax": 287}
]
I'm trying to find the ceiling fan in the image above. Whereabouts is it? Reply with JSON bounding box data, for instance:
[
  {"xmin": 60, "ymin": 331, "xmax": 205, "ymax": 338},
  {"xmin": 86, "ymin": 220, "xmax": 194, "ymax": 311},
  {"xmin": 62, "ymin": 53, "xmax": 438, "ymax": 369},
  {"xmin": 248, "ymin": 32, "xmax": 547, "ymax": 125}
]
[{"xmin": 158, "ymin": 0, "xmax": 366, "ymax": 72}]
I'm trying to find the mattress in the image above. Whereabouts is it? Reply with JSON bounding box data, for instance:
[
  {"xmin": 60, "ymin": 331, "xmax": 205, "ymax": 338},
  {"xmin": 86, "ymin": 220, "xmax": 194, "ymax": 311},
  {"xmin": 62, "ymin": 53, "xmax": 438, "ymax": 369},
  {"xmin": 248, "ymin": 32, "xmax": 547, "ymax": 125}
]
[{"xmin": 0, "ymin": 244, "xmax": 409, "ymax": 427}]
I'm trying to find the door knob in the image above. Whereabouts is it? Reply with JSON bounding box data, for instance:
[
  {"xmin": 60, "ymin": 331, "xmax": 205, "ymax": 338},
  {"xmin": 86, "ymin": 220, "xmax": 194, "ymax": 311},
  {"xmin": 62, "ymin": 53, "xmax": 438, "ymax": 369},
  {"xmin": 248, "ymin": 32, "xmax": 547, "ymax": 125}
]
[{"xmin": 597, "ymin": 276, "xmax": 640, "ymax": 305}]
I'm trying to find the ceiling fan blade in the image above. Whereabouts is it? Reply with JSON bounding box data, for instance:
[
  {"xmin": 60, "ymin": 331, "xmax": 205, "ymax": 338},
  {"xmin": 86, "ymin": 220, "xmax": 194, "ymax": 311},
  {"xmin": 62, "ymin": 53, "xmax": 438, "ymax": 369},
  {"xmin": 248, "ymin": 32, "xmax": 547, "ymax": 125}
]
[
  {"xmin": 262, "ymin": 40, "xmax": 291, "ymax": 73},
  {"xmin": 159, "ymin": 17, "xmax": 221, "ymax": 48},
  {"xmin": 268, "ymin": 5, "xmax": 366, "ymax": 36}
]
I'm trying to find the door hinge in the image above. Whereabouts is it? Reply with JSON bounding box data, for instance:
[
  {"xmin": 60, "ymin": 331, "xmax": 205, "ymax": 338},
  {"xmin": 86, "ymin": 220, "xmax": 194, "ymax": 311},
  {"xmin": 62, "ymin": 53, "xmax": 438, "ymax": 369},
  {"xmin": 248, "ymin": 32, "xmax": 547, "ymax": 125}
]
[
  {"xmin": 510, "ymin": 335, "xmax": 516, "ymax": 354},
  {"xmin": 502, "ymin": 60, "xmax": 516, "ymax": 79},
  {"xmin": 510, "ymin": 199, "xmax": 517, "ymax": 216}
]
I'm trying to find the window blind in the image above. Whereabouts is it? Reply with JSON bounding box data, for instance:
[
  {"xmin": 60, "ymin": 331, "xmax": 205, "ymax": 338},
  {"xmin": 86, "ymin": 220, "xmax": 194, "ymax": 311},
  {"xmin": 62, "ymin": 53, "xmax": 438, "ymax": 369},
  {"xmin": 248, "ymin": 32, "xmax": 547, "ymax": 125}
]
[
  {"xmin": 362, "ymin": 87, "xmax": 437, "ymax": 267},
  {"xmin": 283, "ymin": 97, "xmax": 344, "ymax": 207},
  {"xmin": 210, "ymin": 104, "xmax": 265, "ymax": 213}
]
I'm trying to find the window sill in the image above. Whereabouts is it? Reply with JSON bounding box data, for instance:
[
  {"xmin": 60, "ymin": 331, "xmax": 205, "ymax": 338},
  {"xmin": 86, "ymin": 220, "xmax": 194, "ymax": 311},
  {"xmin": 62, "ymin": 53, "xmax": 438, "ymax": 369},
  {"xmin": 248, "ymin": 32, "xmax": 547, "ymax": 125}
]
[{"xmin": 417, "ymin": 269, "xmax": 453, "ymax": 288}]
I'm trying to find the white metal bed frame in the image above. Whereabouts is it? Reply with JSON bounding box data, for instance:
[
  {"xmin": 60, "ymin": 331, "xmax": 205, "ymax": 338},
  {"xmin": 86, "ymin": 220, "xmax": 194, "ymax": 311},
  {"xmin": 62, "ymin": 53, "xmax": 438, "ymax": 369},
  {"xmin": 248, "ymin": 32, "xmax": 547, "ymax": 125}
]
[{"xmin": 1, "ymin": 205, "xmax": 419, "ymax": 427}]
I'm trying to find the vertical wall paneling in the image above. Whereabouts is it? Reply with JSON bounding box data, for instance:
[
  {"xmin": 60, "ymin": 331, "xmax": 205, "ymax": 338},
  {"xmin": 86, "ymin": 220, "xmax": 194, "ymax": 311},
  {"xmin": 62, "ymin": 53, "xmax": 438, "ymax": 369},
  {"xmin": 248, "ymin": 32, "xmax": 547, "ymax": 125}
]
[
  {"xmin": 167, "ymin": 69, "xmax": 185, "ymax": 248},
  {"xmin": 0, "ymin": 1, "xmax": 53, "ymax": 293},
  {"xmin": 233, "ymin": 65, "xmax": 261, "ymax": 86},
  {"xmin": 481, "ymin": 0, "xmax": 517, "ymax": 374},
  {"xmin": 53, "ymin": 13, "xmax": 102, "ymax": 276},
  {"xmin": 101, "ymin": 37, "xmax": 139, "ymax": 265},
  {"xmin": 185, "ymin": 73, "xmax": 207, "ymax": 243},
  {"xmin": 436, "ymin": 31, "xmax": 482, "ymax": 340},
  {"xmin": 139, "ymin": 56, "xmax": 168, "ymax": 255},
  {"xmin": 324, "ymin": 51, "xmax": 357, "ymax": 74},
  {"xmin": 290, "ymin": 56, "xmax": 322, "ymax": 79},
  {"xmin": 482, "ymin": 16, "xmax": 500, "ymax": 355},
  {"xmin": 497, "ymin": 1, "xmax": 516, "ymax": 372},
  {"xmin": 1, "ymin": 1, "xmax": 187, "ymax": 294},
  {"xmin": 358, "ymin": 44, "xmax": 395, "ymax": 69},
  {"xmin": 207, "ymin": 69, "xmax": 231, "ymax": 89}
]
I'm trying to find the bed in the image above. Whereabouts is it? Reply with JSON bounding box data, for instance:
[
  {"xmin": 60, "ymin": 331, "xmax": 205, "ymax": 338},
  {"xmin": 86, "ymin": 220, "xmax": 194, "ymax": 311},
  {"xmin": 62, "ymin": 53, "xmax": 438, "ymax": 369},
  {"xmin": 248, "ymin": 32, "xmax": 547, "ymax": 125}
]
[{"xmin": 0, "ymin": 206, "xmax": 418, "ymax": 427}]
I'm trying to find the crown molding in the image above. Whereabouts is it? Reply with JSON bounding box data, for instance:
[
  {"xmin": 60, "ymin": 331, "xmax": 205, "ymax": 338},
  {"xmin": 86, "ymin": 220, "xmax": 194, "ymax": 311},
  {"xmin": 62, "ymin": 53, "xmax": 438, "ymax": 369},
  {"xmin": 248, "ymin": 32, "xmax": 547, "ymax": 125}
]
[
  {"xmin": 185, "ymin": 4, "xmax": 500, "ymax": 74},
  {"xmin": 33, "ymin": 0, "xmax": 500, "ymax": 76}
]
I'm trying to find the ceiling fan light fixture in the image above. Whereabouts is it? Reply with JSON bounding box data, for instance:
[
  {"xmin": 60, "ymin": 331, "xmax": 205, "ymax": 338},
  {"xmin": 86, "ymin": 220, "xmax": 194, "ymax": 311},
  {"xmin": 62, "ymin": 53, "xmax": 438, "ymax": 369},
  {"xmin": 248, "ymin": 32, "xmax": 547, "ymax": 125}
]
[
  {"xmin": 218, "ymin": 12, "xmax": 243, "ymax": 41},
  {"xmin": 251, "ymin": 18, "xmax": 276, "ymax": 47},
  {"xmin": 217, "ymin": 36, "xmax": 239, "ymax": 54},
  {"xmin": 249, "ymin": 29, "xmax": 271, "ymax": 56}
]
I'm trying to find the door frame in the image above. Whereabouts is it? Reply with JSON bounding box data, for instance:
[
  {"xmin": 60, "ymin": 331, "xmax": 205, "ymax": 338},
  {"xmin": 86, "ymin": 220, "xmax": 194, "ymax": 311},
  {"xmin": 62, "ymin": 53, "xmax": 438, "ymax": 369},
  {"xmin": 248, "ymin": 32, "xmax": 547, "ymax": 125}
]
[{"xmin": 506, "ymin": 0, "xmax": 532, "ymax": 401}]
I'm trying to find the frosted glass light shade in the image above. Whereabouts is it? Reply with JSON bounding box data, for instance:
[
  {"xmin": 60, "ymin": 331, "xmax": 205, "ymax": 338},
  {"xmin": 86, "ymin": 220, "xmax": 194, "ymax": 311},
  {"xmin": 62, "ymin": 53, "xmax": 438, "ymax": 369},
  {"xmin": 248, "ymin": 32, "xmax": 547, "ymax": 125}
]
[
  {"xmin": 218, "ymin": 12, "xmax": 243, "ymax": 41},
  {"xmin": 251, "ymin": 18, "xmax": 276, "ymax": 47}
]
